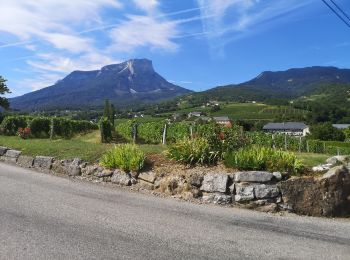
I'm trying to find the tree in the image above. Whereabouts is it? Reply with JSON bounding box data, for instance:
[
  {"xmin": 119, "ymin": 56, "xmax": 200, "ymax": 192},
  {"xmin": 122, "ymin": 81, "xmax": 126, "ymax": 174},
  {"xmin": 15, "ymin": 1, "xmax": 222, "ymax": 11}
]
[
  {"xmin": 309, "ymin": 122, "xmax": 345, "ymax": 141},
  {"xmin": 110, "ymin": 104, "xmax": 116, "ymax": 127},
  {"xmin": 103, "ymin": 99, "xmax": 111, "ymax": 119},
  {"xmin": 0, "ymin": 76, "xmax": 10, "ymax": 109}
]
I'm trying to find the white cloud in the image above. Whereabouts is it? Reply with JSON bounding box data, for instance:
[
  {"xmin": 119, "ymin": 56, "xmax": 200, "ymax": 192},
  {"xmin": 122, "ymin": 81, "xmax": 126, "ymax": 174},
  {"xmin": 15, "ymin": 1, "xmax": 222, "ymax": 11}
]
[
  {"xmin": 196, "ymin": 0, "xmax": 316, "ymax": 56},
  {"xmin": 133, "ymin": 0, "xmax": 158, "ymax": 13},
  {"xmin": 109, "ymin": 15, "xmax": 179, "ymax": 52}
]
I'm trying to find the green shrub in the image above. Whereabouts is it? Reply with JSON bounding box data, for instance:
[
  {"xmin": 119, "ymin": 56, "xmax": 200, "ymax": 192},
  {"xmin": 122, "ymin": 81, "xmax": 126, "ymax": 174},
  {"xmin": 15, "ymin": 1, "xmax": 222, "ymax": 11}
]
[
  {"xmin": 51, "ymin": 118, "xmax": 97, "ymax": 139},
  {"xmin": 100, "ymin": 144, "xmax": 146, "ymax": 172},
  {"xmin": 137, "ymin": 122, "xmax": 164, "ymax": 144},
  {"xmin": 116, "ymin": 120, "xmax": 134, "ymax": 142},
  {"xmin": 99, "ymin": 117, "xmax": 113, "ymax": 143},
  {"xmin": 0, "ymin": 116, "xmax": 30, "ymax": 135},
  {"xmin": 167, "ymin": 137, "xmax": 221, "ymax": 165},
  {"xmin": 29, "ymin": 117, "xmax": 51, "ymax": 138},
  {"xmin": 167, "ymin": 122, "xmax": 190, "ymax": 143},
  {"xmin": 309, "ymin": 122, "xmax": 345, "ymax": 141},
  {"xmin": 224, "ymin": 146, "xmax": 303, "ymax": 174}
]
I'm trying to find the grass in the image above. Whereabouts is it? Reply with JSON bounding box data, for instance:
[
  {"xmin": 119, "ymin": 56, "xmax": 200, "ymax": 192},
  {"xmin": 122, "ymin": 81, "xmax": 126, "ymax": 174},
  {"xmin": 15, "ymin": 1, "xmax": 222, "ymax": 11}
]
[
  {"xmin": 295, "ymin": 153, "xmax": 329, "ymax": 168},
  {"xmin": 0, "ymin": 131, "xmax": 166, "ymax": 163}
]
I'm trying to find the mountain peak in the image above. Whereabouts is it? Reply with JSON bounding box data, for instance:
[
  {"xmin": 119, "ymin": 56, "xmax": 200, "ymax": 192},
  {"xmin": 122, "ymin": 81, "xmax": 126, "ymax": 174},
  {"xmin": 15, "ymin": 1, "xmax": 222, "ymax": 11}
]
[
  {"xmin": 10, "ymin": 58, "xmax": 192, "ymax": 110},
  {"xmin": 101, "ymin": 59, "xmax": 154, "ymax": 74}
]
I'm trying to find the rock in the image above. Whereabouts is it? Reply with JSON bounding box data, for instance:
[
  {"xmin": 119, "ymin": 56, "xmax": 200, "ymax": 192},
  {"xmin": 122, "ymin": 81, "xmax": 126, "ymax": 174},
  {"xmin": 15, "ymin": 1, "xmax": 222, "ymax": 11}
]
[
  {"xmin": 138, "ymin": 179, "xmax": 155, "ymax": 190},
  {"xmin": 202, "ymin": 193, "xmax": 232, "ymax": 205},
  {"xmin": 235, "ymin": 184, "xmax": 255, "ymax": 202},
  {"xmin": 138, "ymin": 171, "xmax": 157, "ymax": 184},
  {"xmin": 326, "ymin": 155, "xmax": 349, "ymax": 165},
  {"xmin": 312, "ymin": 164, "xmax": 333, "ymax": 172},
  {"xmin": 34, "ymin": 156, "xmax": 54, "ymax": 170},
  {"xmin": 82, "ymin": 165, "xmax": 99, "ymax": 176},
  {"xmin": 234, "ymin": 171, "xmax": 273, "ymax": 183},
  {"xmin": 188, "ymin": 173, "xmax": 203, "ymax": 188},
  {"xmin": 213, "ymin": 194, "xmax": 232, "ymax": 205},
  {"xmin": 68, "ymin": 166, "xmax": 81, "ymax": 176},
  {"xmin": 3, "ymin": 150, "xmax": 21, "ymax": 163},
  {"xmin": 52, "ymin": 159, "xmax": 80, "ymax": 176},
  {"xmin": 272, "ymin": 172, "xmax": 282, "ymax": 181},
  {"xmin": 0, "ymin": 146, "xmax": 8, "ymax": 156},
  {"xmin": 17, "ymin": 155, "xmax": 34, "ymax": 168},
  {"xmin": 129, "ymin": 171, "xmax": 139, "ymax": 178},
  {"xmin": 229, "ymin": 183, "xmax": 235, "ymax": 194},
  {"xmin": 256, "ymin": 203, "xmax": 278, "ymax": 213},
  {"xmin": 254, "ymin": 184, "xmax": 280, "ymax": 199},
  {"xmin": 200, "ymin": 173, "xmax": 228, "ymax": 193},
  {"xmin": 94, "ymin": 169, "xmax": 113, "ymax": 178},
  {"xmin": 278, "ymin": 166, "xmax": 350, "ymax": 217},
  {"xmin": 111, "ymin": 170, "xmax": 132, "ymax": 186}
]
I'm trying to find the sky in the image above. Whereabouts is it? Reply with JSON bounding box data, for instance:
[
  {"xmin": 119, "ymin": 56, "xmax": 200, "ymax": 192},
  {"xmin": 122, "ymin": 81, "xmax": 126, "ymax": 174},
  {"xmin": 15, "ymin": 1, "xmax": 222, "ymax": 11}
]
[{"xmin": 1, "ymin": 0, "xmax": 350, "ymax": 98}]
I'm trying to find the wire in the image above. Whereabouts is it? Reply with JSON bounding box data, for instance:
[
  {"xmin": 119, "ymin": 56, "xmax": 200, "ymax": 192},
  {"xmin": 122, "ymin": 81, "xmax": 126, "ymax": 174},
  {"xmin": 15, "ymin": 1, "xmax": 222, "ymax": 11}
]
[
  {"xmin": 330, "ymin": 0, "xmax": 350, "ymax": 22},
  {"xmin": 321, "ymin": 0, "xmax": 350, "ymax": 28}
]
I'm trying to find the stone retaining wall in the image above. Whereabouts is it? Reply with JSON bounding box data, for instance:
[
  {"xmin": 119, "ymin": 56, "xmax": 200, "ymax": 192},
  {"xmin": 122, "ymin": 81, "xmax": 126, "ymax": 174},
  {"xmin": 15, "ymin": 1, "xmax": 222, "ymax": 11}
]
[{"xmin": 1, "ymin": 146, "xmax": 349, "ymax": 217}]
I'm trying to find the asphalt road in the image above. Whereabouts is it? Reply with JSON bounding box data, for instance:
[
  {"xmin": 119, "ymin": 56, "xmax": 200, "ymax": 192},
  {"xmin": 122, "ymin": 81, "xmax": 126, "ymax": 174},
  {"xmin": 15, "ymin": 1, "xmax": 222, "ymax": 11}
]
[{"xmin": 1, "ymin": 163, "xmax": 350, "ymax": 260}]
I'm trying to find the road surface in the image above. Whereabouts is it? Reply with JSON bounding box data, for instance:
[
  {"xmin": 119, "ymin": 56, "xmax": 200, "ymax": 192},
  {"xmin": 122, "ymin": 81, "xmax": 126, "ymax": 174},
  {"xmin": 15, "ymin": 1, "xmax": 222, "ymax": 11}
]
[{"xmin": 0, "ymin": 163, "xmax": 350, "ymax": 260}]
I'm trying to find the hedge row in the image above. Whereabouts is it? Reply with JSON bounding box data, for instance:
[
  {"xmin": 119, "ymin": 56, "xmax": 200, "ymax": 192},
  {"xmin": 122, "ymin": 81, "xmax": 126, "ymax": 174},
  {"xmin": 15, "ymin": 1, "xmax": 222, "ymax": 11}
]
[
  {"xmin": 247, "ymin": 132, "xmax": 350, "ymax": 155},
  {"xmin": 0, "ymin": 116, "xmax": 98, "ymax": 139}
]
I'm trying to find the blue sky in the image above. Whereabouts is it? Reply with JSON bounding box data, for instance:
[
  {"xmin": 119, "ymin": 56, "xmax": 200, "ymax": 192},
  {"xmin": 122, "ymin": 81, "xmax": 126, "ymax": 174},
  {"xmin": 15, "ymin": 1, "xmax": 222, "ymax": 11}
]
[{"xmin": 1, "ymin": 0, "xmax": 350, "ymax": 97}]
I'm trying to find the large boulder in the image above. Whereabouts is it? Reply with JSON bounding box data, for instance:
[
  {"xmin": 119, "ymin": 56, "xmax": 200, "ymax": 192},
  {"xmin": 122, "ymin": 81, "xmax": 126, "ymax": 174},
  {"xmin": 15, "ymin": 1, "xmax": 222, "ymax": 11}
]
[
  {"xmin": 278, "ymin": 166, "xmax": 350, "ymax": 217},
  {"xmin": 234, "ymin": 171, "xmax": 273, "ymax": 183},
  {"xmin": 34, "ymin": 156, "xmax": 54, "ymax": 170},
  {"xmin": 200, "ymin": 173, "xmax": 228, "ymax": 193}
]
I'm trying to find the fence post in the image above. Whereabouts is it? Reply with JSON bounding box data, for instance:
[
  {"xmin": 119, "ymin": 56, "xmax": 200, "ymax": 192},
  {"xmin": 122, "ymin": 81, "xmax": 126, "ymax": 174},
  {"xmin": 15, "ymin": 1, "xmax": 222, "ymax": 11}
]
[
  {"xmin": 323, "ymin": 142, "xmax": 326, "ymax": 154},
  {"xmin": 337, "ymin": 147, "xmax": 340, "ymax": 156},
  {"xmin": 162, "ymin": 124, "xmax": 167, "ymax": 145},
  {"xmin": 50, "ymin": 118, "xmax": 54, "ymax": 140},
  {"xmin": 284, "ymin": 133, "xmax": 287, "ymax": 151},
  {"xmin": 132, "ymin": 124, "xmax": 137, "ymax": 144},
  {"xmin": 299, "ymin": 136, "xmax": 302, "ymax": 153},
  {"xmin": 272, "ymin": 134, "xmax": 275, "ymax": 149},
  {"xmin": 307, "ymin": 141, "xmax": 309, "ymax": 153},
  {"xmin": 190, "ymin": 125, "xmax": 193, "ymax": 139}
]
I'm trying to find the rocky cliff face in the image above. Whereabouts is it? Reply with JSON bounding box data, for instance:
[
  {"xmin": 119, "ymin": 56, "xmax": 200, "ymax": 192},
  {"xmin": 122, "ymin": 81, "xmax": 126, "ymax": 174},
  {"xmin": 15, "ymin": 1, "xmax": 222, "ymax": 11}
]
[{"xmin": 10, "ymin": 59, "xmax": 192, "ymax": 110}]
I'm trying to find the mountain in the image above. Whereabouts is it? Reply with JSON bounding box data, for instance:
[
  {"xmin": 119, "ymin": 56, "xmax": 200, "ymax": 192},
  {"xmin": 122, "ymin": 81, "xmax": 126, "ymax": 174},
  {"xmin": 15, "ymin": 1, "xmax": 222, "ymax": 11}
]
[
  {"xmin": 193, "ymin": 66, "xmax": 350, "ymax": 102},
  {"xmin": 10, "ymin": 59, "xmax": 192, "ymax": 110}
]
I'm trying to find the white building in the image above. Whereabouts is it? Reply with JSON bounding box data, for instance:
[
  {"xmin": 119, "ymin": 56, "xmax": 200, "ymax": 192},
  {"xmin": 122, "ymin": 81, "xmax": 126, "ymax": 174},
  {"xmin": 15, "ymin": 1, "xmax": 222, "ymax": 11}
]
[{"xmin": 263, "ymin": 122, "xmax": 310, "ymax": 136}]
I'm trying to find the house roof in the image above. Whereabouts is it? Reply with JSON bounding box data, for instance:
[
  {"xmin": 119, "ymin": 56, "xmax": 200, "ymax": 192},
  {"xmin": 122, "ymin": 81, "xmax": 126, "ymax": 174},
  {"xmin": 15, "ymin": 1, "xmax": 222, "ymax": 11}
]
[
  {"xmin": 332, "ymin": 124, "xmax": 350, "ymax": 129},
  {"xmin": 263, "ymin": 122, "xmax": 308, "ymax": 131},
  {"xmin": 213, "ymin": 116, "xmax": 230, "ymax": 122},
  {"xmin": 189, "ymin": 112, "xmax": 202, "ymax": 116}
]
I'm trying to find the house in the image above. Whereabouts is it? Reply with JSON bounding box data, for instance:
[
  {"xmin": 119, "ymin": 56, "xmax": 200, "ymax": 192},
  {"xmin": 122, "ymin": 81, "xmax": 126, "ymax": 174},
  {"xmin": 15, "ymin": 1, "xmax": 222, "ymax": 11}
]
[
  {"xmin": 332, "ymin": 124, "xmax": 350, "ymax": 130},
  {"xmin": 213, "ymin": 116, "xmax": 232, "ymax": 127},
  {"xmin": 188, "ymin": 112, "xmax": 202, "ymax": 118},
  {"xmin": 263, "ymin": 122, "xmax": 309, "ymax": 136}
]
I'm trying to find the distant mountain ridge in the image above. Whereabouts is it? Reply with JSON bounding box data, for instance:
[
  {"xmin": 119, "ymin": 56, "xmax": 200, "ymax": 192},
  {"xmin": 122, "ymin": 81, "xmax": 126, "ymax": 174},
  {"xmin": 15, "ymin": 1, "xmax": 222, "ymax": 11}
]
[
  {"xmin": 194, "ymin": 66, "xmax": 350, "ymax": 102},
  {"xmin": 10, "ymin": 59, "xmax": 192, "ymax": 110}
]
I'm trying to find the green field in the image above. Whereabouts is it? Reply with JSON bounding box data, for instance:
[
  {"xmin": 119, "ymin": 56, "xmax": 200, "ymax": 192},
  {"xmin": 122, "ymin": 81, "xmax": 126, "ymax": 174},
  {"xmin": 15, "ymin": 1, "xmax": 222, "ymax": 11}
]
[
  {"xmin": 295, "ymin": 153, "xmax": 329, "ymax": 168},
  {"xmin": 158, "ymin": 102, "xmax": 306, "ymax": 121},
  {"xmin": 0, "ymin": 131, "xmax": 166, "ymax": 163}
]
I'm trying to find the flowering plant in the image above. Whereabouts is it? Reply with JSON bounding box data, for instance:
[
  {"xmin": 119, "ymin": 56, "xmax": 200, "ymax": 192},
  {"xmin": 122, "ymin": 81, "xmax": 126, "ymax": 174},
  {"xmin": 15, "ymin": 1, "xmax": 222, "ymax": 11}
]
[{"xmin": 17, "ymin": 127, "xmax": 31, "ymax": 139}]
